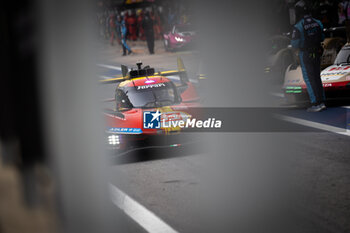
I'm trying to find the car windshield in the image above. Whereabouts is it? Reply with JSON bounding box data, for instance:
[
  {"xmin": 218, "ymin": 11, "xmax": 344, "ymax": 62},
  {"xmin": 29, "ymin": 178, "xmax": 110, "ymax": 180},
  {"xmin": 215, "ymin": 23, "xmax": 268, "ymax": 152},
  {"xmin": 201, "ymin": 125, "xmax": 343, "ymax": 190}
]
[
  {"xmin": 125, "ymin": 82, "xmax": 177, "ymax": 108},
  {"xmin": 334, "ymin": 48, "xmax": 350, "ymax": 65}
]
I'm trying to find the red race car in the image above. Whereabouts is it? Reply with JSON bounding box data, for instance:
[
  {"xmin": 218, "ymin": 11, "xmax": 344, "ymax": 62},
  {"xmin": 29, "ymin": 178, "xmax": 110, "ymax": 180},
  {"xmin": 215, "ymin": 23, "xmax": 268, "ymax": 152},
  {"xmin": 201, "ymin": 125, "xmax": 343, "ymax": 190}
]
[
  {"xmin": 163, "ymin": 24, "xmax": 196, "ymax": 52},
  {"xmin": 101, "ymin": 58, "xmax": 200, "ymax": 152}
]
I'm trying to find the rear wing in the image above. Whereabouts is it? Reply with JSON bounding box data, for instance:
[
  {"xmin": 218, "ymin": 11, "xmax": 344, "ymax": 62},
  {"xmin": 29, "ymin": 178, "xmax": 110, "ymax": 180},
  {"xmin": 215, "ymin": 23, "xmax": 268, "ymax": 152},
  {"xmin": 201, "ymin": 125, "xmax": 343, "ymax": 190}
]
[{"xmin": 99, "ymin": 57, "xmax": 189, "ymax": 85}]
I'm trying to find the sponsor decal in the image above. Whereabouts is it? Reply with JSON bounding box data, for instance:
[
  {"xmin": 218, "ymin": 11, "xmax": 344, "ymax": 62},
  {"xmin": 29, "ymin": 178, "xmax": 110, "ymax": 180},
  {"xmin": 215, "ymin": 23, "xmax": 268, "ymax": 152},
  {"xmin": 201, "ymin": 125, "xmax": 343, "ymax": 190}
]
[
  {"xmin": 145, "ymin": 79, "xmax": 156, "ymax": 84},
  {"xmin": 304, "ymin": 22, "xmax": 318, "ymax": 29},
  {"xmin": 321, "ymin": 66, "xmax": 350, "ymax": 78},
  {"xmin": 108, "ymin": 127, "xmax": 142, "ymax": 134},
  {"xmin": 287, "ymin": 79, "xmax": 301, "ymax": 83},
  {"xmin": 322, "ymin": 72, "xmax": 347, "ymax": 76},
  {"xmin": 328, "ymin": 66, "xmax": 350, "ymax": 71},
  {"xmin": 137, "ymin": 83, "xmax": 165, "ymax": 90}
]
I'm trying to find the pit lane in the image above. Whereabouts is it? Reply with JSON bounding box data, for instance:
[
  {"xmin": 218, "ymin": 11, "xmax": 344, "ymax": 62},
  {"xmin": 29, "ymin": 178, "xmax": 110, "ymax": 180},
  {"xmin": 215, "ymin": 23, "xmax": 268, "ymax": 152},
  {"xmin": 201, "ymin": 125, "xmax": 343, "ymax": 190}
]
[{"xmin": 97, "ymin": 47, "xmax": 350, "ymax": 232}]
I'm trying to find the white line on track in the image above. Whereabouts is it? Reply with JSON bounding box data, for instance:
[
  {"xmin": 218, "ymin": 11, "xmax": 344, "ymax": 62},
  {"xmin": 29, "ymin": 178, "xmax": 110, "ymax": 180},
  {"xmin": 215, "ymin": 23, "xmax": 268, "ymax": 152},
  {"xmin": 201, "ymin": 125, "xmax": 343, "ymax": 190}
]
[
  {"xmin": 276, "ymin": 114, "xmax": 350, "ymax": 136},
  {"xmin": 109, "ymin": 184, "xmax": 178, "ymax": 233}
]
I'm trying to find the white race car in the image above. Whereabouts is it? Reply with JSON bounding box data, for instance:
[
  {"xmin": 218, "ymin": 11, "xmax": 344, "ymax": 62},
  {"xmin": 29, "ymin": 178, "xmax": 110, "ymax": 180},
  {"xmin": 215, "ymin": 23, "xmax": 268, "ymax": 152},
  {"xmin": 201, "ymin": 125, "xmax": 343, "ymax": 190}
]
[{"xmin": 283, "ymin": 43, "xmax": 350, "ymax": 103}]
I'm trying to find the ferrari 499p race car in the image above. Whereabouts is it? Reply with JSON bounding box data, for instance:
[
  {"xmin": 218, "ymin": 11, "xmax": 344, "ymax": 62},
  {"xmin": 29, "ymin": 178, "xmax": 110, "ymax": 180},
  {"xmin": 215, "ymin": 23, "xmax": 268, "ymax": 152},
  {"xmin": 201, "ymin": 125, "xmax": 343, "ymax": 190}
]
[
  {"xmin": 163, "ymin": 24, "xmax": 196, "ymax": 52},
  {"xmin": 101, "ymin": 58, "xmax": 201, "ymax": 152},
  {"xmin": 283, "ymin": 43, "xmax": 350, "ymax": 104}
]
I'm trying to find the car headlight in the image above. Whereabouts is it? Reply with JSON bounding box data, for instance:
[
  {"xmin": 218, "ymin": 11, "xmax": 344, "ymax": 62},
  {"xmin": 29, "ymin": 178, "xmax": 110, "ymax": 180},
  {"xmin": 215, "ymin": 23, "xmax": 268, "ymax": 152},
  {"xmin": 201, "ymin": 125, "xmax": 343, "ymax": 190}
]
[
  {"xmin": 108, "ymin": 135, "xmax": 120, "ymax": 145},
  {"xmin": 175, "ymin": 36, "xmax": 184, "ymax": 42}
]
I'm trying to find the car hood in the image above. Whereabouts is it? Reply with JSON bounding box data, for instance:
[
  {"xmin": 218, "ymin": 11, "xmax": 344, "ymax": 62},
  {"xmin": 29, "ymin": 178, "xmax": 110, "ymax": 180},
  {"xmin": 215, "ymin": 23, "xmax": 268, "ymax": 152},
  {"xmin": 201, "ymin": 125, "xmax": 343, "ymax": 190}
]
[
  {"xmin": 320, "ymin": 64, "xmax": 350, "ymax": 82},
  {"xmin": 283, "ymin": 64, "xmax": 350, "ymax": 88}
]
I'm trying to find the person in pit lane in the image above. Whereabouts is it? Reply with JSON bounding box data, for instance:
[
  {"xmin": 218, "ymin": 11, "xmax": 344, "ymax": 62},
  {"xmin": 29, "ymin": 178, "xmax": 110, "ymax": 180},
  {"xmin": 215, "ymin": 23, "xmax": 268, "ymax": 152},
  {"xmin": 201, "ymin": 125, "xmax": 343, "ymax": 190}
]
[
  {"xmin": 120, "ymin": 15, "xmax": 133, "ymax": 56},
  {"xmin": 291, "ymin": 0, "xmax": 326, "ymax": 112},
  {"xmin": 142, "ymin": 11, "xmax": 155, "ymax": 54}
]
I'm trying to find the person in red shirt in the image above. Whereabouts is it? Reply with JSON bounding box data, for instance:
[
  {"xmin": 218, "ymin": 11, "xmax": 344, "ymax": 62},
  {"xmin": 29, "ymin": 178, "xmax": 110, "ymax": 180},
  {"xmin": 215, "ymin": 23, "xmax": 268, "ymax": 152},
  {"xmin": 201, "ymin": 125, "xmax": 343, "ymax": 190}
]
[
  {"xmin": 152, "ymin": 10, "xmax": 162, "ymax": 40},
  {"xmin": 126, "ymin": 11, "xmax": 137, "ymax": 41},
  {"xmin": 137, "ymin": 9, "xmax": 145, "ymax": 41},
  {"xmin": 109, "ymin": 14, "xmax": 117, "ymax": 46}
]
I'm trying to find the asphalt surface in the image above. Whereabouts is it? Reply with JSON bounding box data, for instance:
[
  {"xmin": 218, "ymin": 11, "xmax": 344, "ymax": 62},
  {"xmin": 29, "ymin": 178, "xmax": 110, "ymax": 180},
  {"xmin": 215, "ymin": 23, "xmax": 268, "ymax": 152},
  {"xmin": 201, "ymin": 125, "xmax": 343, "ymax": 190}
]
[{"xmin": 97, "ymin": 40, "xmax": 350, "ymax": 233}]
